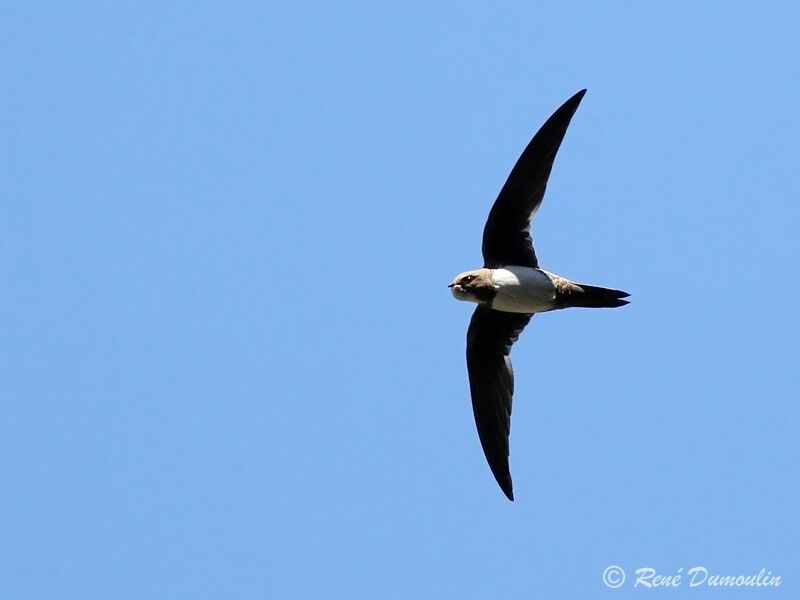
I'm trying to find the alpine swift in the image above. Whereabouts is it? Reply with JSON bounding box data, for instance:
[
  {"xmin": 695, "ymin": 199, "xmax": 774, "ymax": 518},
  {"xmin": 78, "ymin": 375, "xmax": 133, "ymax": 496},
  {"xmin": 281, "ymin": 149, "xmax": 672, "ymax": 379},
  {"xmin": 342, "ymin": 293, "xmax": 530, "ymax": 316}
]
[{"xmin": 449, "ymin": 89, "xmax": 629, "ymax": 501}]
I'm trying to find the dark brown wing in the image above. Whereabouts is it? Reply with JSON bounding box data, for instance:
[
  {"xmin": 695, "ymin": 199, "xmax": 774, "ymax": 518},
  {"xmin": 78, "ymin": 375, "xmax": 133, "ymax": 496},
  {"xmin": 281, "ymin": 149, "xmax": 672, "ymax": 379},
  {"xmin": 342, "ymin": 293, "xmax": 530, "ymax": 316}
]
[
  {"xmin": 466, "ymin": 305, "xmax": 533, "ymax": 501},
  {"xmin": 482, "ymin": 89, "xmax": 586, "ymax": 269}
]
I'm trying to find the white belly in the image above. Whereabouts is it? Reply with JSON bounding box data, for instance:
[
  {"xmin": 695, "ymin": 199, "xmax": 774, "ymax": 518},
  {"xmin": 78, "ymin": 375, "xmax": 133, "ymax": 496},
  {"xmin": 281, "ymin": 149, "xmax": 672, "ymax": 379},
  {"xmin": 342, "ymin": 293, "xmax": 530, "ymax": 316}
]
[{"xmin": 491, "ymin": 267, "xmax": 556, "ymax": 313}]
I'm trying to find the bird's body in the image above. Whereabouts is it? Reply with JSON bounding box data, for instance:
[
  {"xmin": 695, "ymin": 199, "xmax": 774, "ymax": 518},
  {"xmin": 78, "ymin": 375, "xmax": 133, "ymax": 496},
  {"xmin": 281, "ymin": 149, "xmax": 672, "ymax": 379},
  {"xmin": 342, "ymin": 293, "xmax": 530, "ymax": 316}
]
[
  {"xmin": 484, "ymin": 267, "xmax": 556, "ymax": 314},
  {"xmin": 451, "ymin": 266, "xmax": 629, "ymax": 313},
  {"xmin": 450, "ymin": 89, "xmax": 629, "ymax": 501}
]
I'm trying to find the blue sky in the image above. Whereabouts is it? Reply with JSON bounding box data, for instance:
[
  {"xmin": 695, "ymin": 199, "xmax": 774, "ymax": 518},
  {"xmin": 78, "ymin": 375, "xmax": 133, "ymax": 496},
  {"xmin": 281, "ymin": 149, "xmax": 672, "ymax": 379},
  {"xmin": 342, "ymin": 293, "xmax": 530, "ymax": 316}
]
[{"xmin": 2, "ymin": 2, "xmax": 799, "ymax": 598}]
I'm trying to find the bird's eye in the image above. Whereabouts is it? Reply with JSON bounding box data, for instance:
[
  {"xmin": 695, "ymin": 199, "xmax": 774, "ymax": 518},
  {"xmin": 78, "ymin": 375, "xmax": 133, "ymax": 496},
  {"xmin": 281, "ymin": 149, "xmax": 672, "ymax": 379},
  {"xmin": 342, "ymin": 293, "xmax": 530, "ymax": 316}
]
[{"xmin": 463, "ymin": 275, "xmax": 475, "ymax": 284}]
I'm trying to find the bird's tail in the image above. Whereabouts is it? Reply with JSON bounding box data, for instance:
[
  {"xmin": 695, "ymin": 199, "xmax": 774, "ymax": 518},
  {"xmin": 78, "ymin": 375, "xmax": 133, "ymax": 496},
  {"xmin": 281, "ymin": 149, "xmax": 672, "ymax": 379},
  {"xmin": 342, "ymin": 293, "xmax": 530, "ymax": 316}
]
[
  {"xmin": 555, "ymin": 282, "xmax": 630, "ymax": 309},
  {"xmin": 572, "ymin": 283, "xmax": 630, "ymax": 308}
]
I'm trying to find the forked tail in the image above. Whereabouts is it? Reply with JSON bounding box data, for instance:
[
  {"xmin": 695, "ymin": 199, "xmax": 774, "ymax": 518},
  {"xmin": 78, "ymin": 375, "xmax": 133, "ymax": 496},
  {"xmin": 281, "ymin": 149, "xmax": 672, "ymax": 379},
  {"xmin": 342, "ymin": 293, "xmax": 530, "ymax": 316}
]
[
  {"xmin": 555, "ymin": 282, "xmax": 630, "ymax": 309},
  {"xmin": 575, "ymin": 283, "xmax": 630, "ymax": 308}
]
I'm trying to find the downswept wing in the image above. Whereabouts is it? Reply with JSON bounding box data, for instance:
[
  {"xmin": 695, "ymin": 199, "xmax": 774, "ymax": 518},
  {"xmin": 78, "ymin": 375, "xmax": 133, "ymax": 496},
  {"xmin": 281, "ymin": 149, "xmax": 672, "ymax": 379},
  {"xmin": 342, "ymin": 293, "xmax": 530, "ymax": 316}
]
[
  {"xmin": 466, "ymin": 305, "xmax": 533, "ymax": 501},
  {"xmin": 482, "ymin": 89, "xmax": 586, "ymax": 269}
]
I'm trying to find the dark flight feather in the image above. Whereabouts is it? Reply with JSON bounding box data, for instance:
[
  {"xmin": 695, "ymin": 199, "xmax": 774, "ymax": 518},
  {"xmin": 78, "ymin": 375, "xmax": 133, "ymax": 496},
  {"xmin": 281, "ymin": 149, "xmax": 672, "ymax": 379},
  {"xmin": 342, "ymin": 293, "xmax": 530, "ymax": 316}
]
[
  {"xmin": 482, "ymin": 89, "xmax": 586, "ymax": 269},
  {"xmin": 466, "ymin": 306, "xmax": 533, "ymax": 501}
]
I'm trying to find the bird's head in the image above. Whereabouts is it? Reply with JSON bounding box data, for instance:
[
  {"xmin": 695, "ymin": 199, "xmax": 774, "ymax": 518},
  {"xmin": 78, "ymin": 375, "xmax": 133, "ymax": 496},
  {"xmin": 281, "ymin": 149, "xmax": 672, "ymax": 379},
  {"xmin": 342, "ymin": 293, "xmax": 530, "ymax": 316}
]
[{"xmin": 448, "ymin": 269, "xmax": 495, "ymax": 304}]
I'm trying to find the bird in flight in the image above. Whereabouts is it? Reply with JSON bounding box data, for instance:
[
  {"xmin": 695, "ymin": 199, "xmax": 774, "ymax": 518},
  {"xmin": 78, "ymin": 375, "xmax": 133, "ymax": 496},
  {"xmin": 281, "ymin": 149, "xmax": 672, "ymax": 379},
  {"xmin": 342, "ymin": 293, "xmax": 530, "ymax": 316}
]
[{"xmin": 449, "ymin": 89, "xmax": 629, "ymax": 501}]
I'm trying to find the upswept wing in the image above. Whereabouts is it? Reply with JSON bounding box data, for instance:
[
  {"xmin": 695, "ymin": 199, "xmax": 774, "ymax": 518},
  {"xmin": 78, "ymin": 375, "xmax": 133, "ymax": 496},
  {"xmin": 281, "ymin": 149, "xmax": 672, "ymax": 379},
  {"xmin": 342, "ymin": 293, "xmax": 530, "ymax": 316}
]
[{"xmin": 481, "ymin": 89, "xmax": 586, "ymax": 269}]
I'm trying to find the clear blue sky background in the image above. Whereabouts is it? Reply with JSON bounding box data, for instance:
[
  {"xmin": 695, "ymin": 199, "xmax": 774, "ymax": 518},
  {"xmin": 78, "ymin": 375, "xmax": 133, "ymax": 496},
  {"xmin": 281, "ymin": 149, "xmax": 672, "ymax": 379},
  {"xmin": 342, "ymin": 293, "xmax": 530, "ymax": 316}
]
[{"xmin": 2, "ymin": 2, "xmax": 798, "ymax": 598}]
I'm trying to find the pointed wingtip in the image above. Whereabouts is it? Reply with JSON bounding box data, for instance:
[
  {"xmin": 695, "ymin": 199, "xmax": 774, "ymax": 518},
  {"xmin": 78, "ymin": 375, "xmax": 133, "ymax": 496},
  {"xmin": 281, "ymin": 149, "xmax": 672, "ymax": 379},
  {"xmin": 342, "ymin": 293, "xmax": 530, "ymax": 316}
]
[
  {"xmin": 488, "ymin": 453, "xmax": 515, "ymax": 502},
  {"xmin": 489, "ymin": 459, "xmax": 514, "ymax": 501},
  {"xmin": 499, "ymin": 479, "xmax": 514, "ymax": 501},
  {"xmin": 553, "ymin": 89, "xmax": 587, "ymax": 120}
]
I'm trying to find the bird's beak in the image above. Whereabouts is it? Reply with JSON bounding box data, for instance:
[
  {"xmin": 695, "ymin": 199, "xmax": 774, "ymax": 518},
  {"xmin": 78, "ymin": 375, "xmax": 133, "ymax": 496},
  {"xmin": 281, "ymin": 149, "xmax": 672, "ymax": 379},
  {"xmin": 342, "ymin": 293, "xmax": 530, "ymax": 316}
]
[{"xmin": 447, "ymin": 282, "xmax": 455, "ymax": 288}]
